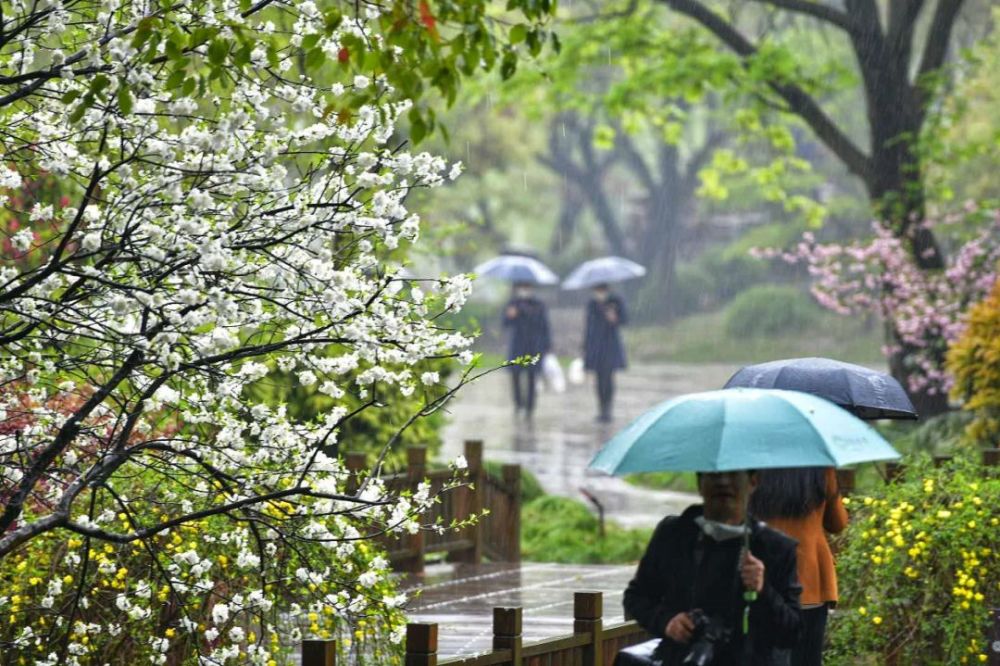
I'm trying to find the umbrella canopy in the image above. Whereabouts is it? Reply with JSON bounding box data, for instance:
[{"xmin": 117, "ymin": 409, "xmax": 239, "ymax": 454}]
[
  {"xmin": 473, "ymin": 255, "xmax": 559, "ymax": 285},
  {"xmin": 724, "ymin": 357, "xmax": 917, "ymax": 420},
  {"xmin": 589, "ymin": 388, "xmax": 900, "ymax": 475},
  {"xmin": 561, "ymin": 256, "xmax": 646, "ymax": 290}
]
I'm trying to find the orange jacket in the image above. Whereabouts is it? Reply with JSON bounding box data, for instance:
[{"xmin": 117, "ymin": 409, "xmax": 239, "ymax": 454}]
[{"xmin": 765, "ymin": 468, "xmax": 849, "ymax": 606}]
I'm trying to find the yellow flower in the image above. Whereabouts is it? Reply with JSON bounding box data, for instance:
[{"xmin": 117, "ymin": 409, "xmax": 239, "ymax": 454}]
[
  {"xmin": 937, "ymin": 510, "xmax": 952, "ymax": 519},
  {"xmin": 165, "ymin": 628, "xmax": 176, "ymax": 638},
  {"xmin": 872, "ymin": 616, "xmax": 883, "ymax": 625},
  {"xmin": 858, "ymin": 607, "xmax": 867, "ymax": 616}
]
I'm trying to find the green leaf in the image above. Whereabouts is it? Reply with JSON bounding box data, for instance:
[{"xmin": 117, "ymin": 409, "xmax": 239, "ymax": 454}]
[
  {"xmin": 500, "ymin": 51, "xmax": 517, "ymax": 80},
  {"xmin": 117, "ymin": 85, "xmax": 133, "ymax": 115},
  {"xmin": 510, "ymin": 24, "xmax": 527, "ymax": 44},
  {"xmin": 304, "ymin": 47, "xmax": 326, "ymax": 69},
  {"xmin": 69, "ymin": 97, "xmax": 91, "ymax": 123},
  {"xmin": 60, "ymin": 89, "xmax": 81, "ymax": 104},
  {"xmin": 166, "ymin": 69, "xmax": 187, "ymax": 90},
  {"xmin": 208, "ymin": 39, "xmax": 229, "ymax": 66},
  {"xmin": 182, "ymin": 77, "xmax": 197, "ymax": 97},
  {"xmin": 90, "ymin": 75, "xmax": 110, "ymax": 94},
  {"xmin": 301, "ymin": 34, "xmax": 321, "ymax": 50}
]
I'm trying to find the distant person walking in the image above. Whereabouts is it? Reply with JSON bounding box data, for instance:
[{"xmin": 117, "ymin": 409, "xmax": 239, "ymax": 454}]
[
  {"xmin": 584, "ymin": 284, "xmax": 627, "ymax": 422},
  {"xmin": 503, "ymin": 282, "xmax": 552, "ymax": 418},
  {"xmin": 748, "ymin": 467, "xmax": 848, "ymax": 666}
]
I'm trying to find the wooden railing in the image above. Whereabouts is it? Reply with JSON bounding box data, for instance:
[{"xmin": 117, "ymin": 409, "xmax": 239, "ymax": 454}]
[
  {"xmin": 344, "ymin": 440, "xmax": 521, "ymax": 573},
  {"xmin": 298, "ymin": 592, "xmax": 651, "ymax": 666}
]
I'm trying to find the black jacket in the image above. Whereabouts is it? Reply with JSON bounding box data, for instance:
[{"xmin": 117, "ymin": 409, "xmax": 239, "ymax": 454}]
[
  {"xmin": 503, "ymin": 297, "xmax": 551, "ymax": 360},
  {"xmin": 583, "ymin": 295, "xmax": 627, "ymax": 371},
  {"xmin": 623, "ymin": 506, "xmax": 802, "ymax": 666}
]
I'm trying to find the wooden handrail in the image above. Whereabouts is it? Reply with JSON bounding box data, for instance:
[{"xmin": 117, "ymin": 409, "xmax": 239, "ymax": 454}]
[{"xmin": 396, "ymin": 591, "xmax": 650, "ymax": 666}]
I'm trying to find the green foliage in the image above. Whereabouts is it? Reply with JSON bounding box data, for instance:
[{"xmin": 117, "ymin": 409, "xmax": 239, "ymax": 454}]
[
  {"xmin": 29, "ymin": 1, "xmax": 556, "ymax": 143},
  {"xmin": 484, "ymin": 461, "xmax": 545, "ymax": 503},
  {"xmin": 723, "ymin": 285, "xmax": 820, "ymax": 338},
  {"xmin": 876, "ymin": 412, "xmax": 979, "ymax": 458},
  {"xmin": 948, "ymin": 278, "xmax": 1000, "ymax": 445},
  {"xmin": 520, "ymin": 495, "xmax": 650, "ymax": 564},
  {"xmin": 246, "ymin": 357, "xmax": 454, "ymax": 468},
  {"xmin": 827, "ymin": 457, "xmax": 1000, "ymax": 665}
]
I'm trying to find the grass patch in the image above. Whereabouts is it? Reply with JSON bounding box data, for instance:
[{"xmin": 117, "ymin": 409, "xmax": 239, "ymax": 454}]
[
  {"xmin": 626, "ymin": 309, "xmax": 886, "ymax": 366},
  {"xmin": 521, "ymin": 495, "xmax": 650, "ymax": 564}
]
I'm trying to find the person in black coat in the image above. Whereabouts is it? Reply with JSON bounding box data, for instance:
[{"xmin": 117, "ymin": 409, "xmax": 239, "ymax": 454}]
[
  {"xmin": 583, "ymin": 284, "xmax": 627, "ymax": 422},
  {"xmin": 503, "ymin": 282, "xmax": 551, "ymax": 417},
  {"xmin": 623, "ymin": 470, "xmax": 802, "ymax": 666}
]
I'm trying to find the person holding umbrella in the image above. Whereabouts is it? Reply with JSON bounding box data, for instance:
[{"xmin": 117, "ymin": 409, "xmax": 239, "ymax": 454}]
[
  {"xmin": 563, "ymin": 257, "xmax": 645, "ymax": 423},
  {"xmin": 726, "ymin": 357, "xmax": 917, "ymax": 666},
  {"xmin": 584, "ymin": 284, "xmax": 628, "ymax": 422},
  {"xmin": 591, "ymin": 387, "xmax": 902, "ymax": 666},
  {"xmin": 503, "ymin": 281, "xmax": 552, "ymax": 418},
  {"xmin": 623, "ymin": 468, "xmax": 802, "ymax": 666},
  {"xmin": 473, "ymin": 253, "xmax": 559, "ymax": 419}
]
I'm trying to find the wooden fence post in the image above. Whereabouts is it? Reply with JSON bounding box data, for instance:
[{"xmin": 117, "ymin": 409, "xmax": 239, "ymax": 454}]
[
  {"xmin": 574, "ymin": 592, "xmax": 604, "ymax": 666},
  {"xmin": 983, "ymin": 449, "xmax": 1000, "ymax": 470},
  {"xmin": 449, "ymin": 440, "xmax": 484, "ymax": 564},
  {"xmin": 345, "ymin": 452, "xmax": 366, "ymax": 495},
  {"xmin": 302, "ymin": 639, "xmax": 336, "ymax": 666},
  {"xmin": 933, "ymin": 455, "xmax": 953, "ymax": 469},
  {"xmin": 502, "ymin": 464, "xmax": 522, "ymax": 563},
  {"xmin": 835, "ymin": 469, "xmax": 856, "ymax": 497},
  {"xmin": 493, "ymin": 607, "xmax": 523, "ymax": 666},
  {"xmin": 406, "ymin": 623, "xmax": 438, "ymax": 666},
  {"xmin": 884, "ymin": 462, "xmax": 905, "ymax": 484},
  {"xmin": 988, "ymin": 608, "xmax": 1000, "ymax": 666}
]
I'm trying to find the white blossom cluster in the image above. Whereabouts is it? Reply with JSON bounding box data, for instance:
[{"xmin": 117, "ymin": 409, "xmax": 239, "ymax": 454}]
[{"xmin": 0, "ymin": 0, "xmax": 474, "ymax": 663}]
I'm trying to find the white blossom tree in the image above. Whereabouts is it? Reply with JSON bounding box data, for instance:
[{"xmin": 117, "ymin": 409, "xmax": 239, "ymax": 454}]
[{"xmin": 0, "ymin": 0, "xmax": 542, "ymax": 662}]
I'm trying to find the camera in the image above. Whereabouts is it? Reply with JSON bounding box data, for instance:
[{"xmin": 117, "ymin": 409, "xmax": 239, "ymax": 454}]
[{"xmin": 681, "ymin": 610, "xmax": 734, "ymax": 666}]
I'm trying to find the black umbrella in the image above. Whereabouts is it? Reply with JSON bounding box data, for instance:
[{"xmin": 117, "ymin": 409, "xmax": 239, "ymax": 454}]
[{"xmin": 723, "ymin": 357, "xmax": 918, "ymax": 420}]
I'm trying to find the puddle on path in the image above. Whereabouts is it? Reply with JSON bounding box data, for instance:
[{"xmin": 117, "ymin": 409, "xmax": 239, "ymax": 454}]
[{"xmin": 442, "ymin": 362, "xmax": 741, "ymax": 529}]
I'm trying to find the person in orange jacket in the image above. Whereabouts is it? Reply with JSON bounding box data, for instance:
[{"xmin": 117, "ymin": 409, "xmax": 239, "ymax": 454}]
[{"xmin": 748, "ymin": 467, "xmax": 848, "ymax": 666}]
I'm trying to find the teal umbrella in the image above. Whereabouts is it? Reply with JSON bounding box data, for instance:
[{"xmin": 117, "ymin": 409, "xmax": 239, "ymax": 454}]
[{"xmin": 589, "ymin": 388, "xmax": 900, "ymax": 475}]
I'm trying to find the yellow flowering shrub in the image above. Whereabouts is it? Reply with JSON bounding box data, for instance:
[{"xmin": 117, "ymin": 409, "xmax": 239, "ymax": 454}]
[
  {"xmin": 0, "ymin": 469, "xmax": 407, "ymax": 665},
  {"xmin": 827, "ymin": 457, "xmax": 1000, "ymax": 665},
  {"xmin": 948, "ymin": 278, "xmax": 1000, "ymax": 445}
]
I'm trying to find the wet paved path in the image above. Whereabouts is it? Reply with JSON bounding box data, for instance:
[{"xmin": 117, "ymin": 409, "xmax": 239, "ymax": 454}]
[
  {"xmin": 442, "ymin": 362, "xmax": 740, "ymax": 528},
  {"xmin": 403, "ymin": 562, "xmax": 637, "ymax": 658}
]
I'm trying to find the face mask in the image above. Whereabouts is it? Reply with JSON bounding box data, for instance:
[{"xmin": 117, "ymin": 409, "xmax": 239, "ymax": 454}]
[
  {"xmin": 516, "ymin": 288, "xmax": 533, "ymax": 299},
  {"xmin": 694, "ymin": 515, "xmax": 749, "ymax": 542},
  {"xmin": 593, "ymin": 290, "xmax": 609, "ymax": 302}
]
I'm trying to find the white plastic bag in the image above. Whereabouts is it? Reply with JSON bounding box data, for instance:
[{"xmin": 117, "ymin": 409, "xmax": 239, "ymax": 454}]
[
  {"xmin": 567, "ymin": 357, "xmax": 586, "ymax": 386},
  {"xmin": 541, "ymin": 354, "xmax": 567, "ymax": 393}
]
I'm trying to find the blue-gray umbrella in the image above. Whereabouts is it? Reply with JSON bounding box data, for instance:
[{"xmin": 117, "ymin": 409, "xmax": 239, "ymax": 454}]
[
  {"xmin": 561, "ymin": 256, "xmax": 646, "ymax": 290},
  {"xmin": 724, "ymin": 357, "xmax": 917, "ymax": 420},
  {"xmin": 473, "ymin": 255, "xmax": 559, "ymax": 285}
]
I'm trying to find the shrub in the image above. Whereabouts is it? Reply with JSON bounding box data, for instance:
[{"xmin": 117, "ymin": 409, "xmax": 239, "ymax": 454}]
[
  {"xmin": 826, "ymin": 457, "xmax": 1000, "ymax": 665},
  {"xmin": 484, "ymin": 462, "xmax": 546, "ymax": 503},
  {"xmin": 723, "ymin": 285, "xmax": 820, "ymax": 338},
  {"xmin": 948, "ymin": 278, "xmax": 1000, "ymax": 445},
  {"xmin": 520, "ymin": 495, "xmax": 650, "ymax": 564}
]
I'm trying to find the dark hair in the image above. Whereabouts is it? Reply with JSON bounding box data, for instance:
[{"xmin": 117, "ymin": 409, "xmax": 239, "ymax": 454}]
[{"xmin": 748, "ymin": 467, "xmax": 829, "ymax": 519}]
